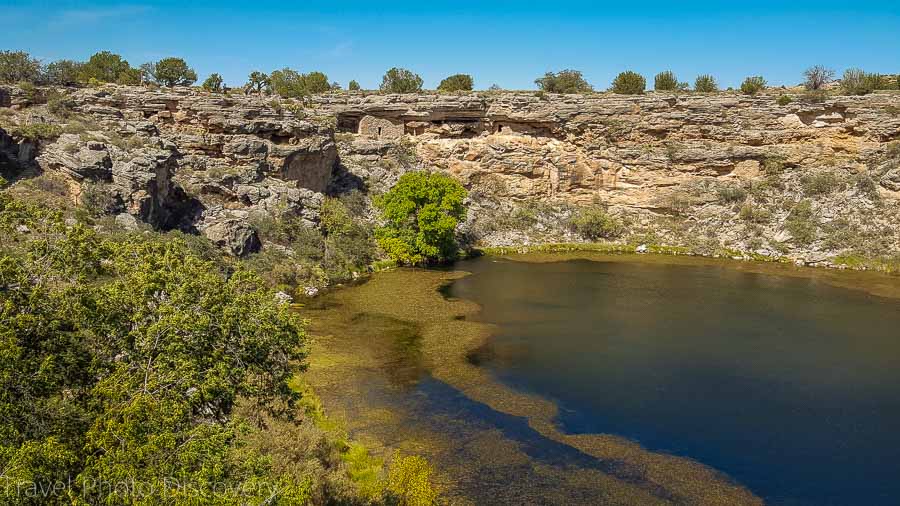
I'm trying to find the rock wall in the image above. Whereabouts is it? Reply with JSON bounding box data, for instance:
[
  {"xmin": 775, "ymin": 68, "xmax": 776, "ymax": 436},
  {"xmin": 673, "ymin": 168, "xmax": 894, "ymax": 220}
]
[{"xmin": 4, "ymin": 84, "xmax": 900, "ymax": 263}]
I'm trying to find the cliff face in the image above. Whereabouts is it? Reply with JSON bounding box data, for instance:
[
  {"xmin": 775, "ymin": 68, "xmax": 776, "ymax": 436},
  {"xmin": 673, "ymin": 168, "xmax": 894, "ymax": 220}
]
[{"xmin": 3, "ymin": 85, "xmax": 900, "ymax": 265}]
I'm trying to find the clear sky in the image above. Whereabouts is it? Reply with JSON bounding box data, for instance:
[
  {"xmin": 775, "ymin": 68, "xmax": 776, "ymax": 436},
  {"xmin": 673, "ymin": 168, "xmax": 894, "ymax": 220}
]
[{"xmin": 4, "ymin": 0, "xmax": 899, "ymax": 90}]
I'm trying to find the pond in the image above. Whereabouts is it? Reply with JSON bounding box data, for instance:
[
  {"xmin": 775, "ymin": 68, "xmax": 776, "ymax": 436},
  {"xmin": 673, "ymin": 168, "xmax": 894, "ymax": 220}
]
[{"xmin": 304, "ymin": 254, "xmax": 900, "ymax": 505}]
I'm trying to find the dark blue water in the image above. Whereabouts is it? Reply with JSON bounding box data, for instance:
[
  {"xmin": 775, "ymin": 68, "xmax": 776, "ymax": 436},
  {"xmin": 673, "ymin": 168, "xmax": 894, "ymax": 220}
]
[{"xmin": 449, "ymin": 258, "xmax": 900, "ymax": 506}]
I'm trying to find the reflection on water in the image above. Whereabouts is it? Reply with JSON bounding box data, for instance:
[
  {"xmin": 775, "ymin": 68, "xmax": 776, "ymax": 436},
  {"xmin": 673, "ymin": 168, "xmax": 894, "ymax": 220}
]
[{"xmin": 449, "ymin": 257, "xmax": 900, "ymax": 506}]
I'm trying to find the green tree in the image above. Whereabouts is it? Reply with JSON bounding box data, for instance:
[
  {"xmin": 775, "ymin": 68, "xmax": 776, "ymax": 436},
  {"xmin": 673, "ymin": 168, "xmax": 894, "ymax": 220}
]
[
  {"xmin": 141, "ymin": 57, "xmax": 198, "ymax": 87},
  {"xmin": 374, "ymin": 172, "xmax": 467, "ymax": 265},
  {"xmin": 43, "ymin": 60, "xmax": 83, "ymax": 85},
  {"xmin": 654, "ymin": 70, "xmax": 679, "ymax": 91},
  {"xmin": 248, "ymin": 71, "xmax": 270, "ymax": 93},
  {"xmin": 269, "ymin": 68, "xmax": 332, "ymax": 97},
  {"xmin": 348, "ymin": 80, "xmax": 361, "ymax": 91},
  {"xmin": 78, "ymin": 51, "xmax": 135, "ymax": 84},
  {"xmin": 202, "ymin": 73, "xmax": 224, "ymax": 92},
  {"xmin": 380, "ymin": 68, "xmax": 424, "ymax": 94},
  {"xmin": 0, "ymin": 50, "xmax": 41, "ymax": 84},
  {"xmin": 694, "ymin": 74, "xmax": 718, "ymax": 93},
  {"xmin": 534, "ymin": 69, "xmax": 592, "ymax": 93},
  {"xmin": 0, "ymin": 195, "xmax": 309, "ymax": 504},
  {"xmin": 611, "ymin": 71, "xmax": 646, "ymax": 94},
  {"xmin": 570, "ymin": 207, "xmax": 624, "ymax": 240},
  {"xmin": 437, "ymin": 74, "xmax": 474, "ymax": 92},
  {"xmin": 740, "ymin": 76, "xmax": 767, "ymax": 95}
]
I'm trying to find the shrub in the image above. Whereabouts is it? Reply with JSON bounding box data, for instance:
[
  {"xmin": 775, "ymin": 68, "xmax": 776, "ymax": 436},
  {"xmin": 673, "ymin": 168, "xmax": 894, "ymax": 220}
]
[
  {"xmin": 0, "ymin": 50, "xmax": 41, "ymax": 84},
  {"xmin": 654, "ymin": 71, "xmax": 679, "ymax": 91},
  {"xmin": 534, "ymin": 70, "xmax": 592, "ymax": 94},
  {"xmin": 570, "ymin": 207, "xmax": 623, "ymax": 240},
  {"xmin": 43, "ymin": 59, "xmax": 84, "ymax": 86},
  {"xmin": 348, "ymin": 80, "xmax": 361, "ymax": 91},
  {"xmin": 841, "ymin": 68, "xmax": 878, "ymax": 95},
  {"xmin": 78, "ymin": 51, "xmax": 136, "ymax": 84},
  {"xmin": 248, "ymin": 71, "xmax": 270, "ymax": 93},
  {"xmin": 740, "ymin": 76, "xmax": 766, "ymax": 95},
  {"xmin": 201, "ymin": 73, "xmax": 224, "ymax": 92},
  {"xmin": 79, "ymin": 182, "xmax": 120, "ymax": 217},
  {"xmin": 717, "ymin": 184, "xmax": 747, "ymax": 203},
  {"xmin": 777, "ymin": 94, "xmax": 793, "ymax": 106},
  {"xmin": 801, "ymin": 89, "xmax": 828, "ymax": 103},
  {"xmin": 46, "ymin": 90, "xmax": 76, "ymax": 117},
  {"xmin": 738, "ymin": 203, "xmax": 771, "ymax": 223},
  {"xmin": 611, "ymin": 71, "xmax": 646, "ymax": 94},
  {"xmin": 269, "ymin": 68, "xmax": 332, "ymax": 97},
  {"xmin": 380, "ymin": 67, "xmax": 424, "ymax": 94},
  {"xmin": 141, "ymin": 57, "xmax": 197, "ymax": 87},
  {"xmin": 785, "ymin": 200, "xmax": 817, "ymax": 245},
  {"xmin": 437, "ymin": 73, "xmax": 474, "ymax": 92},
  {"xmin": 9, "ymin": 122, "xmax": 61, "ymax": 142},
  {"xmin": 374, "ymin": 172, "xmax": 467, "ymax": 265},
  {"xmin": 694, "ymin": 74, "xmax": 718, "ymax": 93},
  {"xmin": 800, "ymin": 172, "xmax": 842, "ymax": 196},
  {"xmin": 803, "ymin": 65, "xmax": 835, "ymax": 90}
]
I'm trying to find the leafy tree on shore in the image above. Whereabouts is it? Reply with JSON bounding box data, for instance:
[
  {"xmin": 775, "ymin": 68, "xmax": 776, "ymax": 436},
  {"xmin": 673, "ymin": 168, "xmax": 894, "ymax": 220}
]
[
  {"xmin": 78, "ymin": 51, "xmax": 136, "ymax": 84},
  {"xmin": 437, "ymin": 74, "xmax": 474, "ymax": 92},
  {"xmin": 374, "ymin": 172, "xmax": 467, "ymax": 265},
  {"xmin": 380, "ymin": 68, "xmax": 424, "ymax": 94},
  {"xmin": 694, "ymin": 74, "xmax": 718, "ymax": 92},
  {"xmin": 611, "ymin": 71, "xmax": 646, "ymax": 94},
  {"xmin": 0, "ymin": 50, "xmax": 42, "ymax": 83},
  {"xmin": 534, "ymin": 70, "xmax": 592, "ymax": 93},
  {"xmin": 141, "ymin": 57, "xmax": 198, "ymax": 87}
]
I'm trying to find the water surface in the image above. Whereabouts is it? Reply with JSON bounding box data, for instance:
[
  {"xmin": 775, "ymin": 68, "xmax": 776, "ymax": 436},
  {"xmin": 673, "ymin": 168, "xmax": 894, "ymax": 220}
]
[{"xmin": 449, "ymin": 257, "xmax": 900, "ymax": 505}]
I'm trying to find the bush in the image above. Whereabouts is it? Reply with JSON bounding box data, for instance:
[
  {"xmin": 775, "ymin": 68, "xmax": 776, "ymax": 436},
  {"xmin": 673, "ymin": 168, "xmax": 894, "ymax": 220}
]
[
  {"xmin": 43, "ymin": 59, "xmax": 83, "ymax": 86},
  {"xmin": 717, "ymin": 184, "xmax": 747, "ymax": 203},
  {"xmin": 611, "ymin": 71, "xmax": 646, "ymax": 94},
  {"xmin": 79, "ymin": 182, "xmax": 120, "ymax": 217},
  {"xmin": 800, "ymin": 172, "xmax": 842, "ymax": 196},
  {"xmin": 348, "ymin": 80, "xmax": 361, "ymax": 91},
  {"xmin": 804, "ymin": 65, "xmax": 835, "ymax": 90},
  {"xmin": 0, "ymin": 50, "xmax": 41, "ymax": 84},
  {"xmin": 654, "ymin": 70, "xmax": 679, "ymax": 91},
  {"xmin": 785, "ymin": 200, "xmax": 817, "ymax": 245},
  {"xmin": 269, "ymin": 68, "xmax": 332, "ymax": 97},
  {"xmin": 374, "ymin": 172, "xmax": 467, "ymax": 265},
  {"xmin": 738, "ymin": 203, "xmax": 771, "ymax": 223},
  {"xmin": 8, "ymin": 122, "xmax": 61, "ymax": 142},
  {"xmin": 777, "ymin": 94, "xmax": 793, "ymax": 106},
  {"xmin": 247, "ymin": 71, "xmax": 270, "ymax": 93},
  {"xmin": 78, "ymin": 51, "xmax": 136, "ymax": 84},
  {"xmin": 570, "ymin": 206, "xmax": 623, "ymax": 240},
  {"xmin": 740, "ymin": 76, "xmax": 766, "ymax": 95},
  {"xmin": 437, "ymin": 73, "xmax": 474, "ymax": 92},
  {"xmin": 841, "ymin": 68, "xmax": 878, "ymax": 95},
  {"xmin": 694, "ymin": 74, "xmax": 718, "ymax": 93},
  {"xmin": 141, "ymin": 57, "xmax": 197, "ymax": 87},
  {"xmin": 380, "ymin": 67, "xmax": 424, "ymax": 94},
  {"xmin": 201, "ymin": 73, "xmax": 224, "ymax": 92},
  {"xmin": 534, "ymin": 70, "xmax": 592, "ymax": 94},
  {"xmin": 46, "ymin": 90, "xmax": 76, "ymax": 118}
]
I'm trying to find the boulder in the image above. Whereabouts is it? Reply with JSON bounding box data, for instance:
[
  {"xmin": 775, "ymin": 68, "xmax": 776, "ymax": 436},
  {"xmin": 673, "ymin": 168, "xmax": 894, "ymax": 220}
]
[{"xmin": 203, "ymin": 219, "xmax": 260, "ymax": 257}]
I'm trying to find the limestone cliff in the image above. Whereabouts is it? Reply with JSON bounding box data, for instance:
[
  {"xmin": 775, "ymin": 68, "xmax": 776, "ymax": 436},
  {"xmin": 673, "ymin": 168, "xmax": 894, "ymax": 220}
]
[{"xmin": 2, "ymin": 84, "xmax": 900, "ymax": 267}]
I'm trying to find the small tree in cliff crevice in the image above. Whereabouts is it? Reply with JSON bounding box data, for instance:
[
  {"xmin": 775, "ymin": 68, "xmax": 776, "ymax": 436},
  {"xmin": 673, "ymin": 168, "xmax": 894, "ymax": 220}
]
[{"xmin": 374, "ymin": 172, "xmax": 467, "ymax": 265}]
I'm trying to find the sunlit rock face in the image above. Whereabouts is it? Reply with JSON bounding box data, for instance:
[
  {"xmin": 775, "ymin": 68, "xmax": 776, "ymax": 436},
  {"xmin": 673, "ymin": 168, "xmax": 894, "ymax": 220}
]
[{"xmin": 5, "ymin": 83, "xmax": 900, "ymax": 260}]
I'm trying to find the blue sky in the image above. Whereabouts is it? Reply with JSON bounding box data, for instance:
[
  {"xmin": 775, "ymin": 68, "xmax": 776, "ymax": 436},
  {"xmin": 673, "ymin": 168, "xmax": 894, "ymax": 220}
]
[{"xmin": 4, "ymin": 1, "xmax": 900, "ymax": 90}]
